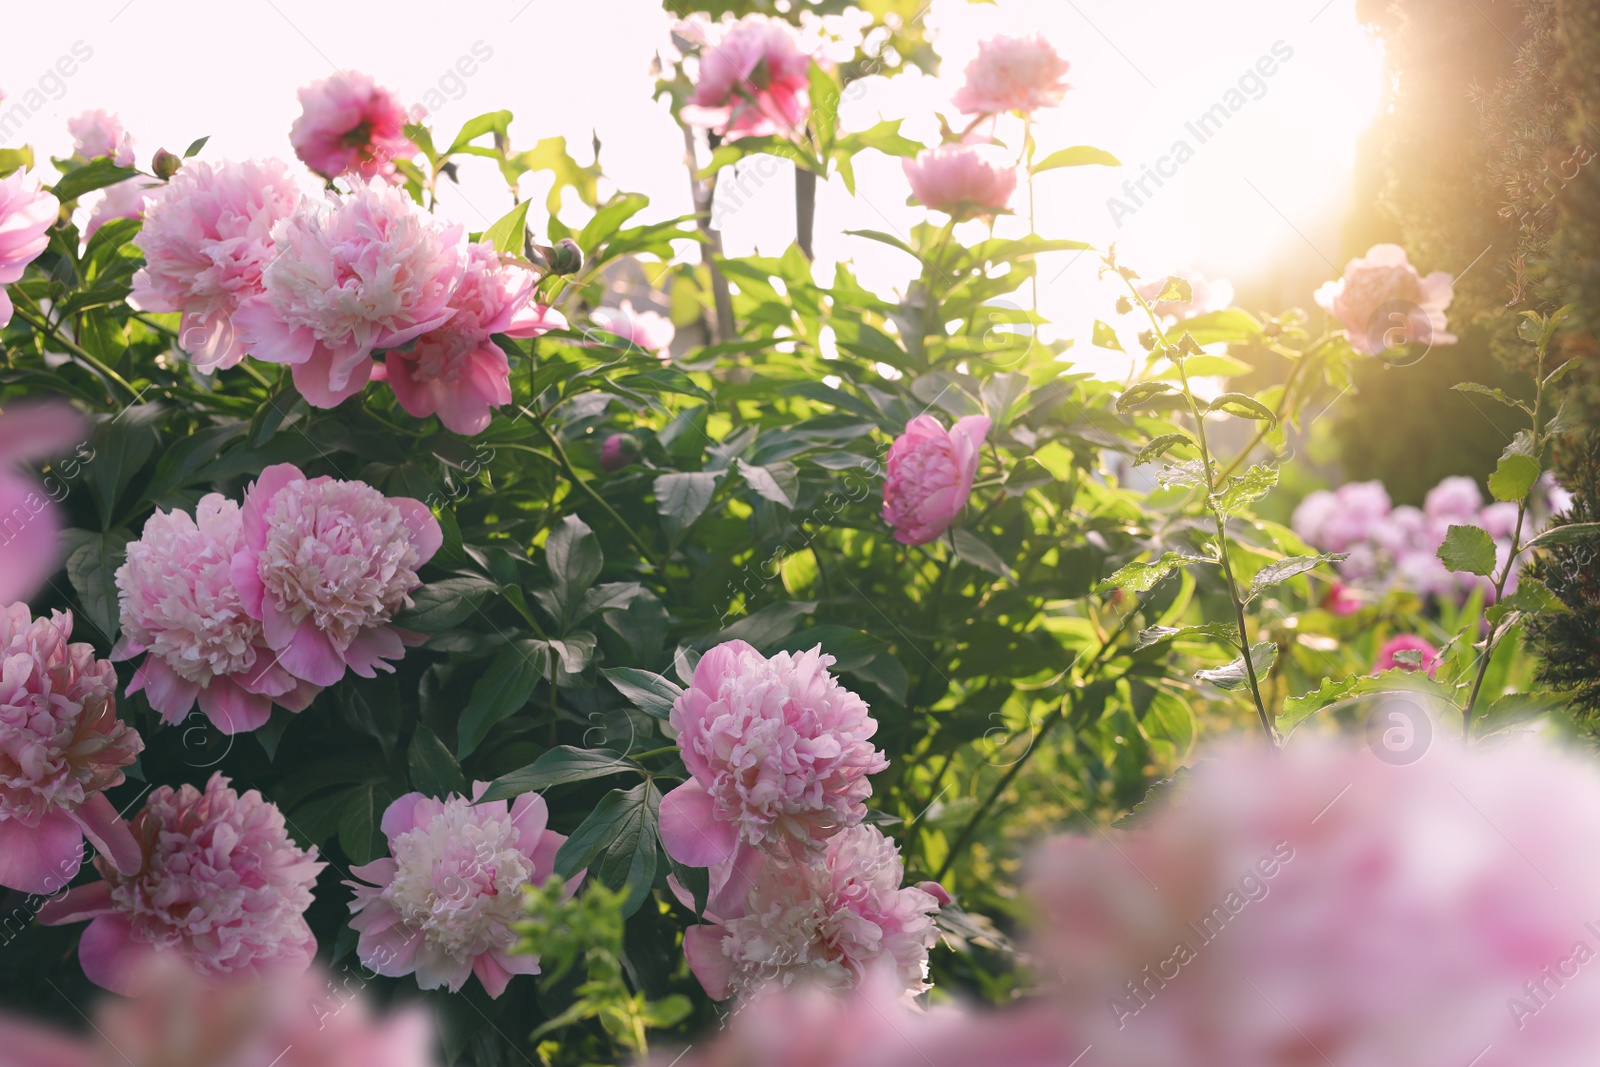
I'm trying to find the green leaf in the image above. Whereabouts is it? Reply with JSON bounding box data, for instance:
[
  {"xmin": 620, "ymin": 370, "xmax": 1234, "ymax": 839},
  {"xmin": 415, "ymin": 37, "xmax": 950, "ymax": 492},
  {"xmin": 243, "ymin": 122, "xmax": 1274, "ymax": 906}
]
[
  {"xmin": 478, "ymin": 746, "xmax": 636, "ymax": 803},
  {"xmin": 1194, "ymin": 642, "xmax": 1277, "ymax": 691},
  {"xmin": 1246, "ymin": 553, "xmax": 1346, "ymax": 601},
  {"xmin": 1161, "ymin": 309, "xmax": 1262, "ymax": 347},
  {"xmin": 1135, "ymin": 622, "xmax": 1239, "ymax": 650},
  {"xmin": 1154, "ymin": 277, "xmax": 1193, "ymax": 303},
  {"xmin": 1133, "ymin": 433, "xmax": 1195, "ymax": 465},
  {"xmin": 86, "ymin": 405, "xmax": 161, "ymax": 528},
  {"xmin": 1138, "ymin": 687, "xmax": 1194, "ymax": 753},
  {"xmin": 457, "ymin": 640, "xmax": 550, "ymax": 758},
  {"xmin": 1033, "ymin": 145, "xmax": 1122, "ymax": 172},
  {"xmin": 654, "ymin": 471, "xmax": 720, "ymax": 539},
  {"xmin": 1487, "ymin": 576, "xmax": 1566, "ymax": 624},
  {"xmin": 1211, "ymin": 464, "xmax": 1279, "ymax": 518},
  {"xmin": 62, "ymin": 528, "xmax": 132, "ymax": 642},
  {"xmin": 553, "ymin": 782, "xmax": 660, "ymax": 916},
  {"xmin": 1279, "ymin": 671, "xmax": 1452, "ymax": 734},
  {"xmin": 407, "ymin": 724, "xmax": 467, "ymax": 799},
  {"xmin": 1207, "ymin": 392, "xmax": 1277, "ymax": 427},
  {"xmin": 1095, "ymin": 551, "xmax": 1205, "ymax": 594},
  {"xmin": 1115, "ymin": 381, "xmax": 1178, "ymax": 414},
  {"xmin": 1093, "ymin": 320, "xmax": 1125, "ymax": 352},
  {"xmin": 1438, "ymin": 524, "xmax": 1497, "ymax": 577},
  {"xmin": 843, "ymin": 228, "xmax": 920, "ymax": 260},
  {"xmin": 1488, "ymin": 431, "xmax": 1541, "ymax": 503},
  {"xmin": 1525, "ymin": 521, "xmax": 1600, "ymax": 550},
  {"xmin": 736, "ymin": 459, "xmax": 799, "ymax": 508},
  {"xmin": 392, "ymin": 575, "xmax": 498, "ymax": 632},
  {"xmin": 1453, "ymin": 381, "xmax": 1528, "ymax": 412},
  {"xmin": 183, "ymin": 136, "xmax": 210, "ymax": 158},
  {"xmin": 807, "ymin": 61, "xmax": 840, "ymax": 150},
  {"xmin": 444, "ymin": 110, "xmax": 513, "ymax": 157},
  {"xmin": 950, "ymin": 527, "xmax": 1013, "ymax": 579},
  {"xmin": 545, "ymin": 514, "xmax": 604, "ymax": 623},
  {"xmin": 481, "ymin": 199, "xmax": 531, "ymax": 255},
  {"xmin": 51, "ymin": 159, "xmax": 141, "ymax": 202},
  {"xmin": 338, "ymin": 783, "xmax": 393, "ymax": 866},
  {"xmin": 602, "ymin": 668, "xmax": 683, "ymax": 720},
  {"xmin": 666, "ymin": 853, "xmax": 710, "ymax": 917}
]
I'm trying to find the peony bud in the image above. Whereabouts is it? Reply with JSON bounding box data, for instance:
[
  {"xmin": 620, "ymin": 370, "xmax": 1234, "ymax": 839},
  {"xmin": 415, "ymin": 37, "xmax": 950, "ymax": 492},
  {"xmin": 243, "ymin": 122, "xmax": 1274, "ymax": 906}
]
[
  {"xmin": 600, "ymin": 433, "xmax": 638, "ymax": 472},
  {"xmin": 152, "ymin": 148, "xmax": 182, "ymax": 180},
  {"xmin": 548, "ymin": 238, "xmax": 584, "ymax": 276}
]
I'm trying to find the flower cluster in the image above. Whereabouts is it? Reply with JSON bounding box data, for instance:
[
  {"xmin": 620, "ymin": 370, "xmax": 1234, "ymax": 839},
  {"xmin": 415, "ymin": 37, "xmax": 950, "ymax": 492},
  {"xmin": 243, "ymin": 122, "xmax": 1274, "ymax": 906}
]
[
  {"xmin": 40, "ymin": 773, "xmax": 324, "ymax": 995},
  {"xmin": 346, "ymin": 786, "xmax": 578, "ymax": 998},
  {"xmin": 678, "ymin": 14, "xmax": 813, "ymax": 141},
  {"xmin": 290, "ymin": 70, "xmax": 419, "ymax": 184},
  {"xmin": 881, "ymin": 414, "xmax": 991, "ymax": 545}
]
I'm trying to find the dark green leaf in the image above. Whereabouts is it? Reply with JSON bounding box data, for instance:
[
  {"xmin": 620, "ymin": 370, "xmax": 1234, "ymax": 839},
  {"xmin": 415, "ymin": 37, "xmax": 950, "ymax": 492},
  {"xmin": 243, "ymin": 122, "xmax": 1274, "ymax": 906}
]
[
  {"xmin": 654, "ymin": 471, "xmax": 720, "ymax": 539},
  {"xmin": 52, "ymin": 159, "xmax": 141, "ymax": 202},
  {"xmin": 392, "ymin": 575, "xmax": 498, "ymax": 632},
  {"xmin": 62, "ymin": 528, "xmax": 132, "ymax": 642},
  {"xmin": 457, "ymin": 640, "xmax": 549, "ymax": 758},
  {"xmin": 602, "ymin": 668, "xmax": 683, "ymax": 720},
  {"xmin": 408, "ymin": 724, "xmax": 468, "ymax": 798},
  {"xmin": 950, "ymin": 527, "xmax": 1013, "ymax": 579},
  {"xmin": 478, "ymin": 746, "xmax": 636, "ymax": 803}
]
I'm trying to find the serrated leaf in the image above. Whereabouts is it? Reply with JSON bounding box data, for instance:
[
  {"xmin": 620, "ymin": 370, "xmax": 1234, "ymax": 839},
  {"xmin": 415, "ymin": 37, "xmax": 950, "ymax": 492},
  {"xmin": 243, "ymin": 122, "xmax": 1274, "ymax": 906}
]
[
  {"xmin": 1207, "ymin": 392, "xmax": 1277, "ymax": 427},
  {"xmin": 1246, "ymin": 553, "xmax": 1346, "ymax": 601},
  {"xmin": 1134, "ymin": 433, "xmax": 1195, "ymax": 466},
  {"xmin": 1487, "ymin": 577, "xmax": 1566, "ymax": 624},
  {"xmin": 1157, "ymin": 458, "xmax": 1208, "ymax": 489},
  {"xmin": 1280, "ymin": 671, "xmax": 1451, "ymax": 734},
  {"xmin": 1453, "ymin": 381, "xmax": 1528, "ymax": 412},
  {"xmin": 1155, "ymin": 277, "xmax": 1193, "ymax": 303},
  {"xmin": 457, "ymin": 640, "xmax": 549, "ymax": 758},
  {"xmin": 1194, "ymin": 642, "xmax": 1277, "ymax": 691},
  {"xmin": 1135, "ymin": 622, "xmax": 1239, "ymax": 650},
  {"xmin": 1095, "ymin": 551, "xmax": 1205, "ymax": 594},
  {"xmin": 478, "ymin": 746, "xmax": 636, "ymax": 803},
  {"xmin": 1115, "ymin": 381, "xmax": 1177, "ymax": 413},
  {"xmin": 1211, "ymin": 464, "xmax": 1278, "ymax": 518},
  {"xmin": 1438, "ymin": 524, "xmax": 1497, "ymax": 577},
  {"xmin": 1488, "ymin": 430, "xmax": 1540, "ymax": 503}
]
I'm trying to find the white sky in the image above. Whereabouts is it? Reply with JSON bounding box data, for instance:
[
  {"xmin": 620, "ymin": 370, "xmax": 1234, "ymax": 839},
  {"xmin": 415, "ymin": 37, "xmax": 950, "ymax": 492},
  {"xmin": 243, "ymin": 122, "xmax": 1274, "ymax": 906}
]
[{"xmin": 3, "ymin": 0, "xmax": 1383, "ymax": 374}]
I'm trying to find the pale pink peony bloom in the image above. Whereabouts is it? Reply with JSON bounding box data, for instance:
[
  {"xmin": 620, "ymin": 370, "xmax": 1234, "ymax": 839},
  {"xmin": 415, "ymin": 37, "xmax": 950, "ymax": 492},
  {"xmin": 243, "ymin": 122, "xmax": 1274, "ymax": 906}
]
[
  {"xmin": 116, "ymin": 494, "xmax": 319, "ymax": 735},
  {"xmin": 39, "ymin": 773, "xmax": 323, "ymax": 995},
  {"xmin": 0, "ymin": 605, "xmax": 142, "ymax": 894},
  {"xmin": 591, "ymin": 301, "xmax": 675, "ymax": 357},
  {"xmin": 383, "ymin": 240, "xmax": 567, "ymax": 435},
  {"xmin": 680, "ymin": 14, "xmax": 813, "ymax": 141},
  {"xmin": 130, "ymin": 158, "xmax": 306, "ymax": 371},
  {"xmin": 0, "ymin": 170, "xmax": 59, "ymax": 329},
  {"xmin": 346, "ymin": 786, "xmax": 579, "ymax": 998},
  {"xmin": 289, "ymin": 71, "xmax": 419, "ymax": 184},
  {"xmin": 1425, "ymin": 474, "xmax": 1484, "ymax": 522},
  {"xmin": 1480, "ymin": 500, "xmax": 1522, "ymax": 540},
  {"xmin": 0, "ymin": 961, "xmax": 438, "ymax": 1067},
  {"xmin": 1135, "ymin": 272, "xmax": 1234, "ymax": 323},
  {"xmin": 681, "ymin": 824, "xmax": 942, "ymax": 1001},
  {"xmin": 902, "ymin": 144, "xmax": 1017, "ymax": 219},
  {"xmin": 1315, "ymin": 244, "xmax": 1456, "ymax": 357},
  {"xmin": 0, "ymin": 401, "xmax": 86, "ymax": 605},
  {"xmin": 1374, "ymin": 633, "xmax": 1440, "ymax": 675},
  {"xmin": 881, "ymin": 414, "xmax": 991, "ymax": 546},
  {"xmin": 67, "ymin": 109, "xmax": 135, "ymax": 166},
  {"xmin": 1291, "ymin": 480, "xmax": 1391, "ymax": 554},
  {"xmin": 660, "ymin": 640, "xmax": 888, "ymax": 880},
  {"xmin": 233, "ymin": 179, "xmax": 466, "ymax": 407},
  {"xmin": 1029, "ymin": 733, "xmax": 1600, "ymax": 1066},
  {"xmin": 951, "ymin": 34, "xmax": 1071, "ymax": 116},
  {"xmin": 230, "ymin": 463, "xmax": 442, "ymax": 688},
  {"xmin": 82, "ymin": 177, "xmax": 158, "ymax": 240}
]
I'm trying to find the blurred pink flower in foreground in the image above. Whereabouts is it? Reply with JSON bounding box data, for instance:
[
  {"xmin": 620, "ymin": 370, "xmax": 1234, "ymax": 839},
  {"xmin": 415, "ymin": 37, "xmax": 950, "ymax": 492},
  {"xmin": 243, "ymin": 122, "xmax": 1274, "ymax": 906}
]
[
  {"xmin": 0, "ymin": 401, "xmax": 86, "ymax": 604},
  {"xmin": 1315, "ymin": 243, "xmax": 1456, "ymax": 357},
  {"xmin": 235, "ymin": 178, "xmax": 466, "ymax": 407},
  {"xmin": 130, "ymin": 157, "xmax": 306, "ymax": 371},
  {"xmin": 660, "ymin": 640, "xmax": 887, "ymax": 881},
  {"xmin": 1136, "ymin": 271, "xmax": 1235, "ymax": 323},
  {"xmin": 1374, "ymin": 633, "xmax": 1440, "ymax": 675},
  {"xmin": 1028, "ymin": 733, "xmax": 1600, "ymax": 1066},
  {"xmin": 40, "ymin": 773, "xmax": 323, "ymax": 994},
  {"xmin": 0, "ymin": 170, "xmax": 59, "ymax": 329},
  {"xmin": 231, "ymin": 463, "xmax": 441, "ymax": 687},
  {"xmin": 67, "ymin": 108, "xmax": 134, "ymax": 166},
  {"xmin": 384, "ymin": 240, "xmax": 566, "ymax": 434},
  {"xmin": 882, "ymin": 413, "xmax": 990, "ymax": 546},
  {"xmin": 902, "ymin": 144, "xmax": 1017, "ymax": 219},
  {"xmin": 82, "ymin": 177, "xmax": 157, "ymax": 240},
  {"xmin": 0, "ymin": 604, "xmax": 142, "ymax": 894},
  {"xmin": 681, "ymin": 823, "xmax": 943, "ymax": 1001},
  {"xmin": 680, "ymin": 14, "xmax": 813, "ymax": 141},
  {"xmin": 952, "ymin": 34, "xmax": 1071, "ymax": 116},
  {"xmin": 290, "ymin": 70, "xmax": 418, "ymax": 183},
  {"xmin": 0, "ymin": 960, "xmax": 438, "ymax": 1067},
  {"xmin": 591, "ymin": 301, "xmax": 676, "ymax": 357},
  {"xmin": 346, "ymin": 786, "xmax": 579, "ymax": 997},
  {"xmin": 116, "ymin": 493, "xmax": 320, "ymax": 734}
]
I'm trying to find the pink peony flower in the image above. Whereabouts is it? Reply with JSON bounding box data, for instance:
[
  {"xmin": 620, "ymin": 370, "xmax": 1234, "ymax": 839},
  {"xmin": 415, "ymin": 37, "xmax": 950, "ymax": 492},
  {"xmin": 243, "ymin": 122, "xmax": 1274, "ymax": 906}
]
[
  {"xmin": 1425, "ymin": 474, "xmax": 1484, "ymax": 522},
  {"xmin": 39, "ymin": 773, "xmax": 323, "ymax": 995},
  {"xmin": 0, "ymin": 961, "xmax": 439, "ymax": 1067},
  {"xmin": 230, "ymin": 463, "xmax": 442, "ymax": 688},
  {"xmin": 82, "ymin": 177, "xmax": 158, "ymax": 240},
  {"xmin": 1315, "ymin": 244, "xmax": 1456, "ymax": 357},
  {"xmin": 289, "ymin": 71, "xmax": 419, "ymax": 184},
  {"xmin": 1321, "ymin": 581, "xmax": 1362, "ymax": 616},
  {"xmin": 0, "ymin": 401, "xmax": 87, "ymax": 605},
  {"xmin": 1028, "ymin": 733, "xmax": 1600, "ymax": 1066},
  {"xmin": 600, "ymin": 433, "xmax": 637, "ymax": 473},
  {"xmin": 903, "ymin": 144, "xmax": 1017, "ymax": 219},
  {"xmin": 1374, "ymin": 633, "xmax": 1440, "ymax": 675},
  {"xmin": 680, "ymin": 14, "xmax": 813, "ymax": 141},
  {"xmin": 67, "ymin": 109, "xmax": 135, "ymax": 167},
  {"xmin": 1480, "ymin": 500, "xmax": 1521, "ymax": 540},
  {"xmin": 1135, "ymin": 272, "xmax": 1234, "ymax": 323},
  {"xmin": 951, "ymin": 34, "xmax": 1071, "ymax": 116},
  {"xmin": 0, "ymin": 605, "xmax": 142, "ymax": 894},
  {"xmin": 130, "ymin": 158, "xmax": 306, "ymax": 371},
  {"xmin": 881, "ymin": 414, "xmax": 991, "ymax": 546},
  {"xmin": 116, "ymin": 494, "xmax": 320, "ymax": 735},
  {"xmin": 590, "ymin": 301, "xmax": 675, "ymax": 357},
  {"xmin": 1293, "ymin": 480, "xmax": 1391, "ymax": 554},
  {"xmin": 0, "ymin": 170, "xmax": 59, "ymax": 329},
  {"xmin": 660, "ymin": 640, "xmax": 888, "ymax": 880},
  {"xmin": 383, "ymin": 240, "xmax": 566, "ymax": 435},
  {"xmin": 681, "ymin": 824, "xmax": 942, "ymax": 1001},
  {"xmin": 346, "ymin": 786, "xmax": 579, "ymax": 998},
  {"xmin": 233, "ymin": 179, "xmax": 466, "ymax": 407}
]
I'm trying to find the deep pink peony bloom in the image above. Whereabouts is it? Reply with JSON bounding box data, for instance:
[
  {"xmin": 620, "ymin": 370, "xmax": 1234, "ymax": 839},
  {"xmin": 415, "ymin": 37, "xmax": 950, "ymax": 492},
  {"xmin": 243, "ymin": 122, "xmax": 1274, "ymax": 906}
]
[
  {"xmin": 67, "ymin": 109, "xmax": 135, "ymax": 166},
  {"xmin": 0, "ymin": 401, "xmax": 87, "ymax": 605},
  {"xmin": 290, "ymin": 71, "xmax": 419, "ymax": 184},
  {"xmin": 1321, "ymin": 581, "xmax": 1362, "ymax": 616},
  {"xmin": 951, "ymin": 34, "xmax": 1071, "ymax": 116},
  {"xmin": 0, "ymin": 170, "xmax": 59, "ymax": 329},
  {"xmin": 116, "ymin": 494, "xmax": 320, "ymax": 735},
  {"xmin": 902, "ymin": 145, "xmax": 1017, "ymax": 219},
  {"xmin": 0, "ymin": 605, "xmax": 142, "ymax": 894},
  {"xmin": 346, "ymin": 786, "xmax": 579, "ymax": 998},
  {"xmin": 383, "ymin": 240, "xmax": 566, "ymax": 435},
  {"xmin": 681, "ymin": 824, "xmax": 942, "ymax": 1001},
  {"xmin": 660, "ymin": 640, "xmax": 887, "ymax": 879},
  {"xmin": 590, "ymin": 301, "xmax": 675, "ymax": 357},
  {"xmin": 1315, "ymin": 244, "xmax": 1457, "ymax": 357},
  {"xmin": 130, "ymin": 158, "xmax": 306, "ymax": 371},
  {"xmin": 680, "ymin": 14, "xmax": 813, "ymax": 141},
  {"xmin": 1028, "ymin": 733, "xmax": 1600, "ymax": 1066},
  {"xmin": 0, "ymin": 961, "xmax": 438, "ymax": 1067},
  {"xmin": 233, "ymin": 179, "xmax": 465, "ymax": 407},
  {"xmin": 1374, "ymin": 633, "xmax": 1440, "ymax": 675},
  {"xmin": 881, "ymin": 414, "xmax": 990, "ymax": 546},
  {"xmin": 39, "ymin": 773, "xmax": 323, "ymax": 994},
  {"xmin": 230, "ymin": 463, "xmax": 442, "ymax": 688},
  {"xmin": 83, "ymin": 178, "xmax": 157, "ymax": 240},
  {"xmin": 1135, "ymin": 272, "xmax": 1234, "ymax": 323}
]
